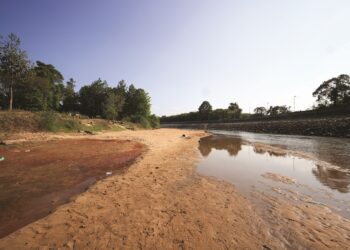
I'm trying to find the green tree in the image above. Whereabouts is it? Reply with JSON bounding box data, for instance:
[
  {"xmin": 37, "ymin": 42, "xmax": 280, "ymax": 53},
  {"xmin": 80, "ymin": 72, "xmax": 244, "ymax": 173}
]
[
  {"xmin": 0, "ymin": 33, "xmax": 31, "ymax": 110},
  {"xmin": 111, "ymin": 80, "xmax": 127, "ymax": 117},
  {"xmin": 254, "ymin": 107, "xmax": 267, "ymax": 116},
  {"xmin": 62, "ymin": 78, "xmax": 79, "ymax": 112},
  {"xmin": 228, "ymin": 102, "xmax": 242, "ymax": 119},
  {"xmin": 313, "ymin": 74, "xmax": 350, "ymax": 106},
  {"xmin": 198, "ymin": 101, "xmax": 212, "ymax": 113},
  {"xmin": 267, "ymin": 105, "xmax": 290, "ymax": 116},
  {"xmin": 33, "ymin": 61, "xmax": 65, "ymax": 110},
  {"xmin": 14, "ymin": 72, "xmax": 52, "ymax": 110},
  {"xmin": 123, "ymin": 84, "xmax": 151, "ymax": 117},
  {"xmin": 101, "ymin": 92, "xmax": 117, "ymax": 120},
  {"xmin": 79, "ymin": 78, "xmax": 108, "ymax": 117}
]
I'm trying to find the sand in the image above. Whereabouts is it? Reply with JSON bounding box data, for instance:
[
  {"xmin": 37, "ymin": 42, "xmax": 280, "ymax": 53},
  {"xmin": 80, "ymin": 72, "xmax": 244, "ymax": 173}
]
[{"xmin": 0, "ymin": 129, "xmax": 349, "ymax": 249}]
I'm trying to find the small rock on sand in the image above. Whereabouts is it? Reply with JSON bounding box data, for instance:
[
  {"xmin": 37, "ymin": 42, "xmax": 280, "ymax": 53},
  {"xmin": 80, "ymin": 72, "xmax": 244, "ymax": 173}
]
[{"xmin": 261, "ymin": 172, "xmax": 296, "ymax": 184}]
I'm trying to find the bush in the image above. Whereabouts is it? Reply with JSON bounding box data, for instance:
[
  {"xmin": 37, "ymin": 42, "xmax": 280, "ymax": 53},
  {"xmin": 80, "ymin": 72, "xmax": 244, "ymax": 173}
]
[
  {"xmin": 38, "ymin": 111, "xmax": 81, "ymax": 132},
  {"xmin": 148, "ymin": 114, "xmax": 160, "ymax": 128},
  {"xmin": 123, "ymin": 115, "xmax": 151, "ymax": 128}
]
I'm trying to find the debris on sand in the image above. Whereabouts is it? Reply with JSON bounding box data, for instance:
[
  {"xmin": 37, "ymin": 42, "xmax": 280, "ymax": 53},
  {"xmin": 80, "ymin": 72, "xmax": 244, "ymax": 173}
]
[
  {"xmin": 262, "ymin": 172, "xmax": 296, "ymax": 184},
  {"xmin": 181, "ymin": 134, "xmax": 191, "ymax": 139},
  {"xmin": 0, "ymin": 156, "xmax": 4, "ymax": 161},
  {"xmin": 83, "ymin": 130, "xmax": 96, "ymax": 135}
]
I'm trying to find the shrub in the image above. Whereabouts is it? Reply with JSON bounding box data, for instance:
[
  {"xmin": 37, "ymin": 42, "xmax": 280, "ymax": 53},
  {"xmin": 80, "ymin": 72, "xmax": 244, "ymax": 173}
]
[
  {"xmin": 38, "ymin": 111, "xmax": 81, "ymax": 132},
  {"xmin": 123, "ymin": 115, "xmax": 151, "ymax": 128},
  {"xmin": 148, "ymin": 114, "xmax": 160, "ymax": 128}
]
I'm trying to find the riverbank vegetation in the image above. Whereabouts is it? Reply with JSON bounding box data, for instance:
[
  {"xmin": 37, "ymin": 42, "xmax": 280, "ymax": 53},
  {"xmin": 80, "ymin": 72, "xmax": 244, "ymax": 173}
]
[
  {"xmin": 161, "ymin": 74, "xmax": 350, "ymax": 123},
  {"xmin": 0, "ymin": 33, "xmax": 159, "ymax": 129}
]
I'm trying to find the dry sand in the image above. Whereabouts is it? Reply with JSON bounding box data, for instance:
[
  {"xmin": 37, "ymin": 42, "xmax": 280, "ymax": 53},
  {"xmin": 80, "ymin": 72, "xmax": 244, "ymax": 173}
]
[{"xmin": 0, "ymin": 129, "xmax": 349, "ymax": 249}]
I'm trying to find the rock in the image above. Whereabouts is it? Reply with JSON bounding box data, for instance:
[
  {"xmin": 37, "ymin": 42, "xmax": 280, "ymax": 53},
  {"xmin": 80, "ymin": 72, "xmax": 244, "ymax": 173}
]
[{"xmin": 84, "ymin": 130, "xmax": 96, "ymax": 135}]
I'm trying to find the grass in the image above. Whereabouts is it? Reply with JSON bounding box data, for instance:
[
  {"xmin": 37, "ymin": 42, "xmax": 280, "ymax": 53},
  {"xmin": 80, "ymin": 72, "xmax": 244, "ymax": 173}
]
[{"xmin": 0, "ymin": 110, "xmax": 154, "ymax": 134}]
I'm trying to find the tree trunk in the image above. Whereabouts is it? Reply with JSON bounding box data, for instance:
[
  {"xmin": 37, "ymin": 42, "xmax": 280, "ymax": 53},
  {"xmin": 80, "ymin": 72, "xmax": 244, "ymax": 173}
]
[{"xmin": 9, "ymin": 83, "xmax": 13, "ymax": 111}]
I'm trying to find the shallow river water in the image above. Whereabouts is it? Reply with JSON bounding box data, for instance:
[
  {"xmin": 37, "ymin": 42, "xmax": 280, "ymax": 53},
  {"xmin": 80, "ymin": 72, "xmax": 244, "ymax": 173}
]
[{"xmin": 197, "ymin": 131, "xmax": 350, "ymax": 218}]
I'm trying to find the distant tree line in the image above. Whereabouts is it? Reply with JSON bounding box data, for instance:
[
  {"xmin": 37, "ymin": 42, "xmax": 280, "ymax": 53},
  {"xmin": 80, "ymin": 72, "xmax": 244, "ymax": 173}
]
[
  {"xmin": 0, "ymin": 33, "xmax": 159, "ymax": 127},
  {"xmin": 161, "ymin": 74, "xmax": 350, "ymax": 123}
]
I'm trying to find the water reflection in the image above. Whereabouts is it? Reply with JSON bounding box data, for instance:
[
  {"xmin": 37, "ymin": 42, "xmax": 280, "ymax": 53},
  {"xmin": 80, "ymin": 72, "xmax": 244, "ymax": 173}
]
[
  {"xmin": 197, "ymin": 134, "xmax": 350, "ymax": 218},
  {"xmin": 199, "ymin": 136, "xmax": 242, "ymax": 156},
  {"xmin": 312, "ymin": 165, "xmax": 350, "ymax": 193},
  {"xmin": 252, "ymin": 145, "xmax": 287, "ymax": 157}
]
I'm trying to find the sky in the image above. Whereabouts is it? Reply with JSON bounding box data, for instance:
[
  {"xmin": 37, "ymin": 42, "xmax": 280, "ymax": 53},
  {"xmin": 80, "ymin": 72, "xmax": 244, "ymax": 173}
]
[{"xmin": 1, "ymin": 0, "xmax": 350, "ymax": 116}]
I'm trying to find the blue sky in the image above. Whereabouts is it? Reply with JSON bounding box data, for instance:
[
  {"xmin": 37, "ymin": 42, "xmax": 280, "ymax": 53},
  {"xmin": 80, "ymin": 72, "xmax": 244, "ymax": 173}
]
[{"xmin": 1, "ymin": 0, "xmax": 350, "ymax": 115}]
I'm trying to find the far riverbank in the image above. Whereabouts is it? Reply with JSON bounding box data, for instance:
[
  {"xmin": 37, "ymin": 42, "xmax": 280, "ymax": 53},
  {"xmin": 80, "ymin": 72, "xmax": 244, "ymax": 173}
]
[{"xmin": 161, "ymin": 116, "xmax": 350, "ymax": 137}]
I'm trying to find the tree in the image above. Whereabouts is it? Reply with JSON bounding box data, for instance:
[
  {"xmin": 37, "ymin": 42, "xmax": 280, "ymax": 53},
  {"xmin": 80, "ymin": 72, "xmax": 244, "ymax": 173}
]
[
  {"xmin": 123, "ymin": 84, "xmax": 151, "ymax": 117},
  {"xmin": 254, "ymin": 107, "xmax": 267, "ymax": 116},
  {"xmin": 33, "ymin": 61, "xmax": 65, "ymax": 110},
  {"xmin": 228, "ymin": 102, "xmax": 242, "ymax": 119},
  {"xmin": 79, "ymin": 78, "xmax": 108, "ymax": 117},
  {"xmin": 0, "ymin": 33, "xmax": 31, "ymax": 110},
  {"xmin": 313, "ymin": 74, "xmax": 350, "ymax": 107},
  {"xmin": 111, "ymin": 80, "xmax": 127, "ymax": 117},
  {"xmin": 62, "ymin": 78, "xmax": 79, "ymax": 112},
  {"xmin": 198, "ymin": 101, "xmax": 212, "ymax": 113},
  {"xmin": 267, "ymin": 105, "xmax": 290, "ymax": 116},
  {"xmin": 101, "ymin": 92, "xmax": 118, "ymax": 120}
]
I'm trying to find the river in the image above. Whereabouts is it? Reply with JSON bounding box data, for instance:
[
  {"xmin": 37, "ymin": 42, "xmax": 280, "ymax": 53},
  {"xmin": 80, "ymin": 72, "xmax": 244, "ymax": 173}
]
[{"xmin": 197, "ymin": 131, "xmax": 350, "ymax": 218}]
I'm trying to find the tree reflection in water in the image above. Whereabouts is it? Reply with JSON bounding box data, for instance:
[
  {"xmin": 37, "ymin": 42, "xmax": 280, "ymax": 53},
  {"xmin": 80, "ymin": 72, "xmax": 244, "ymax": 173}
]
[
  {"xmin": 198, "ymin": 136, "xmax": 242, "ymax": 157},
  {"xmin": 312, "ymin": 165, "xmax": 350, "ymax": 193}
]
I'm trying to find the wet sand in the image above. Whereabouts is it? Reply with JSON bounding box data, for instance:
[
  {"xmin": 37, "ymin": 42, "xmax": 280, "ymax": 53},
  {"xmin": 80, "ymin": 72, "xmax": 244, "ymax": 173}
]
[
  {"xmin": 0, "ymin": 139, "xmax": 144, "ymax": 238},
  {"xmin": 0, "ymin": 129, "xmax": 349, "ymax": 249}
]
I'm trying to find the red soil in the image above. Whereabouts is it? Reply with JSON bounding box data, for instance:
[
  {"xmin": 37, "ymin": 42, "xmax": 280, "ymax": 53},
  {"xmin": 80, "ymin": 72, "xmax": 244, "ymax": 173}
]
[{"xmin": 0, "ymin": 139, "xmax": 145, "ymax": 238}]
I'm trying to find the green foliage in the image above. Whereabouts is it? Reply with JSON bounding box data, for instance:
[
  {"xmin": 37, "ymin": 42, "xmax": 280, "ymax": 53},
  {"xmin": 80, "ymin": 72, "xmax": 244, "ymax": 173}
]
[
  {"xmin": 101, "ymin": 92, "xmax": 118, "ymax": 120},
  {"xmin": 313, "ymin": 74, "xmax": 350, "ymax": 106},
  {"xmin": 62, "ymin": 78, "xmax": 79, "ymax": 112},
  {"xmin": 228, "ymin": 102, "xmax": 242, "ymax": 119},
  {"xmin": 267, "ymin": 105, "xmax": 291, "ymax": 116},
  {"xmin": 124, "ymin": 115, "xmax": 150, "ymax": 128},
  {"xmin": 123, "ymin": 114, "xmax": 159, "ymax": 129},
  {"xmin": 0, "ymin": 33, "xmax": 31, "ymax": 110},
  {"xmin": 123, "ymin": 85, "xmax": 151, "ymax": 117},
  {"xmin": 79, "ymin": 78, "xmax": 108, "ymax": 117},
  {"xmin": 198, "ymin": 101, "xmax": 212, "ymax": 113},
  {"xmin": 38, "ymin": 111, "xmax": 81, "ymax": 132},
  {"xmin": 148, "ymin": 114, "xmax": 160, "ymax": 128},
  {"xmin": 0, "ymin": 33, "xmax": 155, "ymax": 129},
  {"xmin": 254, "ymin": 107, "xmax": 267, "ymax": 116}
]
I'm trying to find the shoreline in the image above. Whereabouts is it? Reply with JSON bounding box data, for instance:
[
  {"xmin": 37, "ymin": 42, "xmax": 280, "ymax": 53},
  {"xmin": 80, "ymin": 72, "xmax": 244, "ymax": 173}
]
[{"xmin": 0, "ymin": 129, "xmax": 349, "ymax": 249}]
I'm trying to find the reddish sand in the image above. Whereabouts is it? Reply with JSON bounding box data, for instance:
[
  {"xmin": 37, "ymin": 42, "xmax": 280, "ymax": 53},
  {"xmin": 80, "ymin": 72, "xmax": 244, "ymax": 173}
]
[
  {"xmin": 0, "ymin": 139, "xmax": 144, "ymax": 238},
  {"xmin": 0, "ymin": 129, "xmax": 349, "ymax": 249}
]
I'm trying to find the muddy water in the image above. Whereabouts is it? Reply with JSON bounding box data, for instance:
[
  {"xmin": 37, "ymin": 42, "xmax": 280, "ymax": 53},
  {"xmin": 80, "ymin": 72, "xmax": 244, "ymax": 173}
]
[
  {"xmin": 197, "ymin": 133, "xmax": 350, "ymax": 219},
  {"xmin": 0, "ymin": 139, "xmax": 144, "ymax": 238}
]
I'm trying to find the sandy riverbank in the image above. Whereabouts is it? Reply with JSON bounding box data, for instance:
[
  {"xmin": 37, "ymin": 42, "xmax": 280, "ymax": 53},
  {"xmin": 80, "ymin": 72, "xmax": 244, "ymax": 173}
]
[{"xmin": 0, "ymin": 129, "xmax": 349, "ymax": 249}]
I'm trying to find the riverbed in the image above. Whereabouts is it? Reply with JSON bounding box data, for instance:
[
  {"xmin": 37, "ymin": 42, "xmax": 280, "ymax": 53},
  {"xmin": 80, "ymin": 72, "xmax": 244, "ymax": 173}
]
[
  {"xmin": 197, "ymin": 132, "xmax": 350, "ymax": 219},
  {"xmin": 0, "ymin": 129, "xmax": 349, "ymax": 249}
]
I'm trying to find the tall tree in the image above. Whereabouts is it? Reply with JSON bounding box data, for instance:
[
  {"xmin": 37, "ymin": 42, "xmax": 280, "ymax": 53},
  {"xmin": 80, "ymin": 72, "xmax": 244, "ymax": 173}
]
[
  {"xmin": 228, "ymin": 102, "xmax": 242, "ymax": 119},
  {"xmin": 254, "ymin": 107, "xmax": 267, "ymax": 116},
  {"xmin": 0, "ymin": 33, "xmax": 31, "ymax": 110},
  {"xmin": 123, "ymin": 84, "xmax": 151, "ymax": 117},
  {"xmin": 33, "ymin": 61, "xmax": 65, "ymax": 110},
  {"xmin": 313, "ymin": 74, "xmax": 350, "ymax": 106},
  {"xmin": 198, "ymin": 101, "xmax": 212, "ymax": 113},
  {"xmin": 62, "ymin": 78, "xmax": 79, "ymax": 112},
  {"xmin": 79, "ymin": 78, "xmax": 108, "ymax": 117},
  {"xmin": 267, "ymin": 105, "xmax": 290, "ymax": 116}
]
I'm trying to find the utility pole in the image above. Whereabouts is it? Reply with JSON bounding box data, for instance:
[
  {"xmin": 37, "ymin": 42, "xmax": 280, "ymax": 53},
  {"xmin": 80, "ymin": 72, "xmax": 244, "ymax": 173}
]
[{"xmin": 293, "ymin": 96, "xmax": 296, "ymax": 112}]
